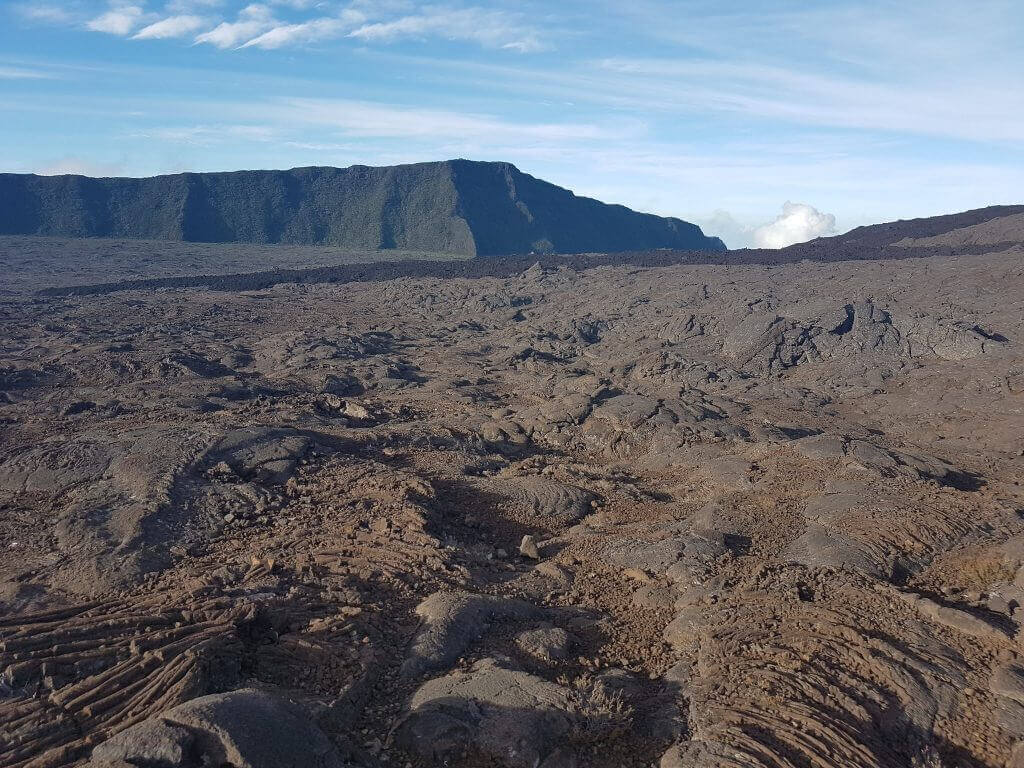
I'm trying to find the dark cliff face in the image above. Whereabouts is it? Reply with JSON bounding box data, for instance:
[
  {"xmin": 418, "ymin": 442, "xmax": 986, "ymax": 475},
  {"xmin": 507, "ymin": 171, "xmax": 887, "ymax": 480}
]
[
  {"xmin": 0, "ymin": 160, "xmax": 725, "ymax": 256},
  {"xmin": 449, "ymin": 160, "xmax": 722, "ymax": 255}
]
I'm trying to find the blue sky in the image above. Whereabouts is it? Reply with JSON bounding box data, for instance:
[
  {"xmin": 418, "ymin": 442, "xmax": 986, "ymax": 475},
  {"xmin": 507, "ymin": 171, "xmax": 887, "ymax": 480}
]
[{"xmin": 1, "ymin": 0, "xmax": 1022, "ymax": 247}]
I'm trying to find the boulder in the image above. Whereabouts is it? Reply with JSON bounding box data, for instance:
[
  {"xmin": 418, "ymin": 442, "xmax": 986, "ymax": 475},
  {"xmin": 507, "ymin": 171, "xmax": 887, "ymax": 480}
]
[
  {"xmin": 88, "ymin": 689, "xmax": 346, "ymax": 768},
  {"xmin": 402, "ymin": 591, "xmax": 540, "ymax": 677},
  {"xmin": 498, "ymin": 476, "xmax": 595, "ymax": 523},
  {"xmin": 395, "ymin": 658, "xmax": 578, "ymax": 768}
]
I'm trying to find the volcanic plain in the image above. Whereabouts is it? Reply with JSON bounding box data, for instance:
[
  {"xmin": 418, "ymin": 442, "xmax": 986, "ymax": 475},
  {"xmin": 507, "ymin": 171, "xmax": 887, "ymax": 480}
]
[{"xmin": 3, "ymin": 209, "xmax": 1024, "ymax": 768}]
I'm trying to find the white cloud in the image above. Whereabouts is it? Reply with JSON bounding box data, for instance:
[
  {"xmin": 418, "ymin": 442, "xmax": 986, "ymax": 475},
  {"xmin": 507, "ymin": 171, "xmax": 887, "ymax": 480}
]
[
  {"xmin": 13, "ymin": 3, "xmax": 76, "ymax": 24},
  {"xmin": 348, "ymin": 7, "xmax": 545, "ymax": 52},
  {"xmin": 699, "ymin": 204, "xmax": 838, "ymax": 250},
  {"xmin": 86, "ymin": 4, "xmax": 145, "ymax": 35},
  {"xmin": 167, "ymin": 0, "xmax": 223, "ymax": 9},
  {"xmin": 26, "ymin": 1, "xmax": 544, "ymax": 54},
  {"xmin": 753, "ymin": 202, "xmax": 836, "ymax": 249},
  {"xmin": 194, "ymin": 4, "xmax": 275, "ymax": 48},
  {"xmin": 134, "ymin": 15, "xmax": 207, "ymax": 39},
  {"xmin": 241, "ymin": 14, "xmax": 363, "ymax": 49},
  {"xmin": 269, "ymin": 0, "xmax": 325, "ymax": 8}
]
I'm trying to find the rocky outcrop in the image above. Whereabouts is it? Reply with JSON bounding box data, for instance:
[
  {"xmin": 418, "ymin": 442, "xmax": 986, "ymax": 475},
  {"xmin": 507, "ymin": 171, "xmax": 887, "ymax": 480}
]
[
  {"xmin": 395, "ymin": 658, "xmax": 636, "ymax": 768},
  {"xmin": 395, "ymin": 658, "xmax": 581, "ymax": 767},
  {"xmin": 401, "ymin": 591, "xmax": 540, "ymax": 677},
  {"xmin": 87, "ymin": 689, "xmax": 346, "ymax": 768},
  {"xmin": 722, "ymin": 300, "xmax": 1007, "ymax": 373}
]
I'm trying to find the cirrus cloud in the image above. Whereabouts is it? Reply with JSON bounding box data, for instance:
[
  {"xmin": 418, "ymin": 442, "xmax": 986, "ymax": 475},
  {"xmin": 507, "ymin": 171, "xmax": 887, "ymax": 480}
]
[
  {"xmin": 348, "ymin": 7, "xmax": 545, "ymax": 52},
  {"xmin": 134, "ymin": 15, "xmax": 208, "ymax": 39},
  {"xmin": 276, "ymin": 97, "xmax": 632, "ymax": 142},
  {"xmin": 194, "ymin": 3, "xmax": 275, "ymax": 48},
  {"xmin": 0, "ymin": 66, "xmax": 57, "ymax": 80},
  {"xmin": 241, "ymin": 11, "xmax": 366, "ymax": 49}
]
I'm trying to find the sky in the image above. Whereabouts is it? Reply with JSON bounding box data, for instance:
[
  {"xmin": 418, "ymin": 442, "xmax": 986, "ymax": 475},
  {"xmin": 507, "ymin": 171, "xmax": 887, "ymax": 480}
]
[{"xmin": 1, "ymin": 1, "xmax": 1022, "ymax": 248}]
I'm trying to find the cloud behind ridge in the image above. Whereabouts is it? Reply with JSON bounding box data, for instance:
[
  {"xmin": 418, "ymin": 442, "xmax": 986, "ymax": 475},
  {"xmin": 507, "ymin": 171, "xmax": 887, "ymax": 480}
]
[{"xmin": 754, "ymin": 202, "xmax": 837, "ymax": 249}]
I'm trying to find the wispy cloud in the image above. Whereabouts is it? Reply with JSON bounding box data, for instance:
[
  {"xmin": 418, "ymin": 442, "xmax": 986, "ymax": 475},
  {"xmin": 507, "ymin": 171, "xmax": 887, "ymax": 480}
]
[
  {"xmin": 194, "ymin": 3, "xmax": 276, "ymax": 48},
  {"xmin": 134, "ymin": 15, "xmax": 208, "ymax": 39},
  {"xmin": 0, "ymin": 66, "xmax": 57, "ymax": 80},
  {"xmin": 14, "ymin": 2, "xmax": 548, "ymax": 54},
  {"xmin": 86, "ymin": 3, "xmax": 146, "ymax": 35},
  {"xmin": 585, "ymin": 1, "xmax": 1024, "ymax": 144},
  {"xmin": 283, "ymin": 140, "xmax": 360, "ymax": 151},
  {"xmin": 167, "ymin": 0, "xmax": 225, "ymax": 10},
  {"xmin": 13, "ymin": 3, "xmax": 77, "ymax": 24},
  {"xmin": 274, "ymin": 97, "xmax": 634, "ymax": 141},
  {"xmin": 588, "ymin": 57, "xmax": 1024, "ymax": 144},
  {"xmin": 241, "ymin": 13, "xmax": 364, "ymax": 49},
  {"xmin": 348, "ymin": 7, "xmax": 546, "ymax": 52},
  {"xmin": 136, "ymin": 123, "xmax": 279, "ymax": 145},
  {"xmin": 269, "ymin": 0, "xmax": 327, "ymax": 8}
]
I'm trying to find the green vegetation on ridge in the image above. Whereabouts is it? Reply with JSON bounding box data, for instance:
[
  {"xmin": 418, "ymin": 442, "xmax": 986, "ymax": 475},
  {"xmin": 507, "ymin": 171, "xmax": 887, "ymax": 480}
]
[{"xmin": 0, "ymin": 160, "xmax": 726, "ymax": 256}]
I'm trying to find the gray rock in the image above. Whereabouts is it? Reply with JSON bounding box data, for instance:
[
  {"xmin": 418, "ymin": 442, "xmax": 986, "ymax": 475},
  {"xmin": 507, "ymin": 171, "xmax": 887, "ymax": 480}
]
[
  {"xmin": 91, "ymin": 720, "xmax": 193, "ymax": 766},
  {"xmin": 991, "ymin": 663, "xmax": 1024, "ymax": 705},
  {"xmin": 342, "ymin": 401, "xmax": 372, "ymax": 421},
  {"xmin": 520, "ymin": 534, "xmax": 541, "ymax": 560},
  {"xmin": 663, "ymin": 660, "xmax": 692, "ymax": 688},
  {"xmin": 395, "ymin": 658, "xmax": 579, "ymax": 768},
  {"xmin": 996, "ymin": 698, "xmax": 1024, "ymax": 738},
  {"xmin": 783, "ymin": 523, "xmax": 887, "ymax": 578},
  {"xmin": 498, "ymin": 476, "xmax": 596, "ymax": 523},
  {"xmin": 88, "ymin": 689, "xmax": 346, "ymax": 768},
  {"xmin": 516, "ymin": 625, "xmax": 575, "ymax": 660},
  {"xmin": 211, "ymin": 428, "xmax": 312, "ymax": 485},
  {"xmin": 663, "ymin": 604, "xmax": 707, "ymax": 651},
  {"xmin": 402, "ymin": 591, "xmax": 540, "ymax": 677},
  {"xmin": 703, "ymin": 455, "xmax": 754, "ymax": 490},
  {"xmin": 789, "ymin": 433, "xmax": 849, "ymax": 461},
  {"xmin": 602, "ymin": 537, "xmax": 686, "ymax": 574}
]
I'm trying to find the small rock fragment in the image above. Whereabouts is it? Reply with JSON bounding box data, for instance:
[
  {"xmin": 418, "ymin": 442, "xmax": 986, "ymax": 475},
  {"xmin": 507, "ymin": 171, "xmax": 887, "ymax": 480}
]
[
  {"xmin": 343, "ymin": 401, "xmax": 372, "ymax": 421},
  {"xmin": 520, "ymin": 534, "xmax": 541, "ymax": 560}
]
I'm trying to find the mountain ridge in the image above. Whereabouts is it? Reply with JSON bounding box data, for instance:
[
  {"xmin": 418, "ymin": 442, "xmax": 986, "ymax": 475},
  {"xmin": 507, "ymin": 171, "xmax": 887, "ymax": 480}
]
[
  {"xmin": 811, "ymin": 204, "xmax": 1024, "ymax": 248},
  {"xmin": 0, "ymin": 160, "xmax": 725, "ymax": 256}
]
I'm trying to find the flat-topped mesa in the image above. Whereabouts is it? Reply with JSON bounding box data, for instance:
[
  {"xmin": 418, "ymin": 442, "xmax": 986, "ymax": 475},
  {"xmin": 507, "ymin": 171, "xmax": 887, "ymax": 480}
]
[{"xmin": 0, "ymin": 160, "xmax": 726, "ymax": 256}]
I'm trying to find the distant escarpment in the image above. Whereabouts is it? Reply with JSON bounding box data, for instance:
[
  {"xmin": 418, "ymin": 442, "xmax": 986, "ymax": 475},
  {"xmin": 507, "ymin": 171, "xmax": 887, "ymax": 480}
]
[
  {"xmin": 801, "ymin": 205, "xmax": 1024, "ymax": 250},
  {"xmin": 0, "ymin": 160, "xmax": 725, "ymax": 256}
]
